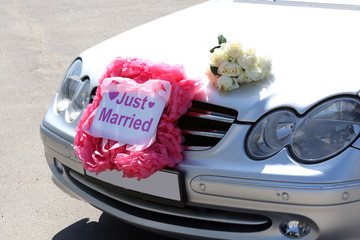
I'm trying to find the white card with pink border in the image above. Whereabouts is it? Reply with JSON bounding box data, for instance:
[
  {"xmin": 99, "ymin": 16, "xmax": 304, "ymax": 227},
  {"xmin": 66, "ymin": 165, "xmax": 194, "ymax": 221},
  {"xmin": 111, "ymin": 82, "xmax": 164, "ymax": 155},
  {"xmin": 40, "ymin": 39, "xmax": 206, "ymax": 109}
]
[{"xmin": 89, "ymin": 77, "xmax": 172, "ymax": 150}]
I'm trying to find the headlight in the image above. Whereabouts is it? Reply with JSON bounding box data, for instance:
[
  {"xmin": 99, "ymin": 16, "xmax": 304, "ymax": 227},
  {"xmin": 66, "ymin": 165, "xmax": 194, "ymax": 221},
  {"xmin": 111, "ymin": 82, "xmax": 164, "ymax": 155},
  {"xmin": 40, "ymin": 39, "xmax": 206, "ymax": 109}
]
[
  {"xmin": 247, "ymin": 111, "xmax": 297, "ymax": 159},
  {"xmin": 247, "ymin": 97, "xmax": 360, "ymax": 163},
  {"xmin": 292, "ymin": 97, "xmax": 360, "ymax": 162},
  {"xmin": 56, "ymin": 59, "xmax": 82, "ymax": 112},
  {"xmin": 66, "ymin": 79, "xmax": 90, "ymax": 122},
  {"xmin": 55, "ymin": 59, "xmax": 90, "ymax": 122}
]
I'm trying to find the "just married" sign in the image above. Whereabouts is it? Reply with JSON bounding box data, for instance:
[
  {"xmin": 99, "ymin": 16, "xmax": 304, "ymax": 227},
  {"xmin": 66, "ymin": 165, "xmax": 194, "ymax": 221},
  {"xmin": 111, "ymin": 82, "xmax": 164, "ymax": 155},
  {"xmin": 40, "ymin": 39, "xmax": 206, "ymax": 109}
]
[{"xmin": 89, "ymin": 78, "xmax": 172, "ymax": 149}]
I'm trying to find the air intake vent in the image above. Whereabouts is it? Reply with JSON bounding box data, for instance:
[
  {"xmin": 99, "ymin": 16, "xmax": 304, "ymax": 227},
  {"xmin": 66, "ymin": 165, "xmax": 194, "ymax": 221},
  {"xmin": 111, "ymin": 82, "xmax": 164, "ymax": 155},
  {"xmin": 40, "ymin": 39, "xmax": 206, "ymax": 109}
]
[{"xmin": 178, "ymin": 101, "xmax": 238, "ymax": 151}]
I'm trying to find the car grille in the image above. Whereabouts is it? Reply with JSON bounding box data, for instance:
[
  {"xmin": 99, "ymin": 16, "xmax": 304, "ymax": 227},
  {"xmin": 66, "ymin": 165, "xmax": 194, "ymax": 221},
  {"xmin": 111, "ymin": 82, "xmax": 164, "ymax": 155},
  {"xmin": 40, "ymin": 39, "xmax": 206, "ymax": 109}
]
[
  {"xmin": 89, "ymin": 89, "xmax": 237, "ymax": 151},
  {"xmin": 178, "ymin": 101, "xmax": 238, "ymax": 151},
  {"xmin": 69, "ymin": 169, "xmax": 272, "ymax": 234}
]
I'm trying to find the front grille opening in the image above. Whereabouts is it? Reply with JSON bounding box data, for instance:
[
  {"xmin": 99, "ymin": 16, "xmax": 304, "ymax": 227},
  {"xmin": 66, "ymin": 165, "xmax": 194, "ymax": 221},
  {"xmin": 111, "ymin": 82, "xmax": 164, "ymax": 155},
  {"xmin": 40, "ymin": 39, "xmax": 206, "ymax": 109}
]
[
  {"xmin": 89, "ymin": 91, "xmax": 238, "ymax": 151},
  {"xmin": 68, "ymin": 169, "xmax": 272, "ymax": 233},
  {"xmin": 143, "ymin": 207, "xmax": 272, "ymax": 233},
  {"xmin": 89, "ymin": 87, "xmax": 97, "ymax": 104},
  {"xmin": 178, "ymin": 101, "xmax": 238, "ymax": 151},
  {"xmin": 152, "ymin": 207, "xmax": 272, "ymax": 233}
]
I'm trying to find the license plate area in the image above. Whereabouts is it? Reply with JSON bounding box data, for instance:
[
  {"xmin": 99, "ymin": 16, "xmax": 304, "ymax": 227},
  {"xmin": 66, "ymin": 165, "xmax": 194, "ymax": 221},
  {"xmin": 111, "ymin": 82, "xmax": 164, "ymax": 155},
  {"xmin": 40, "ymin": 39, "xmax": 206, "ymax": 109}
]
[{"xmin": 85, "ymin": 169, "xmax": 184, "ymax": 205}]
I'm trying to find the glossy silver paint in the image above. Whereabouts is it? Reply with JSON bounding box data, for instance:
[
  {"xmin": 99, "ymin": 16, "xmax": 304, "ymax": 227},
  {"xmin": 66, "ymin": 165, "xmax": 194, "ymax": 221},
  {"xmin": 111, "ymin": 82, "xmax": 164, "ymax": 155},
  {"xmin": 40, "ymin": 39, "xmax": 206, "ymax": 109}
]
[{"xmin": 41, "ymin": 0, "xmax": 360, "ymax": 239}]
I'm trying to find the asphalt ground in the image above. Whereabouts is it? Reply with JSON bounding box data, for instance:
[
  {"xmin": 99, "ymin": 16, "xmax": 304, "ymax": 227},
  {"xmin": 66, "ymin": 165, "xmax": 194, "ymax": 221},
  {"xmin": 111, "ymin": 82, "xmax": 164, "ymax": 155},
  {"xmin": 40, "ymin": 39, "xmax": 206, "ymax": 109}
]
[{"xmin": 0, "ymin": 1, "xmax": 206, "ymax": 239}]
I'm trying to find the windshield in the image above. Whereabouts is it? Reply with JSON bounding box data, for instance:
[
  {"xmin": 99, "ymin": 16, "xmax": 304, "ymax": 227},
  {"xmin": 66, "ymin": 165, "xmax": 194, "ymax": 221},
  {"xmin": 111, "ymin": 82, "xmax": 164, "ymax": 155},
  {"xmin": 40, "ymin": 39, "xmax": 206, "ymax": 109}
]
[
  {"xmin": 284, "ymin": 0, "xmax": 360, "ymax": 5},
  {"xmin": 235, "ymin": 0, "xmax": 360, "ymax": 9}
]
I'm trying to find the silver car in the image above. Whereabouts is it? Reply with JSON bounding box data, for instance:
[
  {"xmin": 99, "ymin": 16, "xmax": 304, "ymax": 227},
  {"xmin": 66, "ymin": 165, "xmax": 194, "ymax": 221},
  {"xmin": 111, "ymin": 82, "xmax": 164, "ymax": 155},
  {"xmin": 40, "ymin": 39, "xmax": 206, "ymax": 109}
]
[{"xmin": 40, "ymin": 0, "xmax": 360, "ymax": 239}]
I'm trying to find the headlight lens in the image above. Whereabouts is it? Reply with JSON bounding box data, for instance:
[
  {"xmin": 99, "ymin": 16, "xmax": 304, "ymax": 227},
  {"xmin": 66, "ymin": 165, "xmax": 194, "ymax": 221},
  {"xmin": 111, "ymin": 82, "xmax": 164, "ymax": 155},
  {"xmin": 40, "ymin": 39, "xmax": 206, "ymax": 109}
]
[
  {"xmin": 55, "ymin": 59, "xmax": 90, "ymax": 122},
  {"xmin": 66, "ymin": 80, "xmax": 90, "ymax": 122},
  {"xmin": 56, "ymin": 59, "xmax": 82, "ymax": 112},
  {"xmin": 247, "ymin": 97, "xmax": 360, "ymax": 163},
  {"xmin": 292, "ymin": 98, "xmax": 360, "ymax": 162},
  {"xmin": 247, "ymin": 111, "xmax": 297, "ymax": 159}
]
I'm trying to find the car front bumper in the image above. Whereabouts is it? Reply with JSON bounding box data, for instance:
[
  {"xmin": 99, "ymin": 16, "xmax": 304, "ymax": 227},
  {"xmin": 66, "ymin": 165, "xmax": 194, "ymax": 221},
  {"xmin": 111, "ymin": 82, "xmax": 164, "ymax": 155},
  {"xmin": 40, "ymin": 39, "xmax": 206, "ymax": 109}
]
[{"xmin": 41, "ymin": 122, "xmax": 360, "ymax": 240}]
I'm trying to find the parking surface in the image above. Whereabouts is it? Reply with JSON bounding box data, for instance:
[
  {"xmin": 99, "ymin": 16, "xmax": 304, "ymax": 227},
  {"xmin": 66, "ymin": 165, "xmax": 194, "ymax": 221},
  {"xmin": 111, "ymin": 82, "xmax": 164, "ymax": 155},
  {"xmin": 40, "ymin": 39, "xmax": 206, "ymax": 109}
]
[{"xmin": 0, "ymin": 0, "xmax": 206, "ymax": 239}]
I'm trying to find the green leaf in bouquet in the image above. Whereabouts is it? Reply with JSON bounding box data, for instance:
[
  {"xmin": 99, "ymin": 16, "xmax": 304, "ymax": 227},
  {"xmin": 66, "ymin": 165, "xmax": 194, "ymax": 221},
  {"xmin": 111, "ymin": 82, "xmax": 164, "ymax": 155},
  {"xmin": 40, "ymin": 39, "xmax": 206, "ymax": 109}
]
[
  {"xmin": 218, "ymin": 35, "xmax": 227, "ymax": 44},
  {"xmin": 209, "ymin": 45, "xmax": 220, "ymax": 53},
  {"xmin": 210, "ymin": 66, "xmax": 219, "ymax": 76}
]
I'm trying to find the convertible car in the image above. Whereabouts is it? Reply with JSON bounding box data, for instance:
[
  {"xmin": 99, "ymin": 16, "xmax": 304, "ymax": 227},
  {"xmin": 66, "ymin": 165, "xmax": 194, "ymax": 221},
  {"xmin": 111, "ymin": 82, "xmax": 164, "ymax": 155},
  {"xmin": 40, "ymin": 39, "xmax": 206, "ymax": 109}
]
[{"xmin": 40, "ymin": 0, "xmax": 360, "ymax": 239}]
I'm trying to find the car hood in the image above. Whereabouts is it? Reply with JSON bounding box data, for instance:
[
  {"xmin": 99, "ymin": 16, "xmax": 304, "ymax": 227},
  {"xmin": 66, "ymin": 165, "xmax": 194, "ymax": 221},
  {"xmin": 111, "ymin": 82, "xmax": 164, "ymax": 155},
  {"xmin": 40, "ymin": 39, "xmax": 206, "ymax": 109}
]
[{"xmin": 80, "ymin": 0, "xmax": 360, "ymax": 122}]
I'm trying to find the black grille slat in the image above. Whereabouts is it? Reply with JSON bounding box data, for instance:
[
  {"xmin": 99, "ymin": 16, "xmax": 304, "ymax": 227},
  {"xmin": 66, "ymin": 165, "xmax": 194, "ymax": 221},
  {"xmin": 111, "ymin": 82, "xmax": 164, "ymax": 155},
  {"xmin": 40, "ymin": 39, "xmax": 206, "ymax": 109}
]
[{"xmin": 178, "ymin": 101, "xmax": 237, "ymax": 151}]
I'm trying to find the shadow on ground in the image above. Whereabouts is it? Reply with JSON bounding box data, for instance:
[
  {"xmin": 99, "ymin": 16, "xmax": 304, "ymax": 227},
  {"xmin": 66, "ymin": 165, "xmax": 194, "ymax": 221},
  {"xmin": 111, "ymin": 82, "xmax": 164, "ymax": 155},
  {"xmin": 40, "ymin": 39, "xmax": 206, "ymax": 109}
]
[{"xmin": 52, "ymin": 213, "xmax": 177, "ymax": 240}]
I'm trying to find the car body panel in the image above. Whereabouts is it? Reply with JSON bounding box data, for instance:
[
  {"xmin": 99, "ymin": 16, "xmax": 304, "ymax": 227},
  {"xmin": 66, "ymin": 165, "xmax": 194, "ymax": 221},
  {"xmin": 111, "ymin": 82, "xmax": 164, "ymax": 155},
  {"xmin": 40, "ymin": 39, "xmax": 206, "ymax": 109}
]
[
  {"xmin": 77, "ymin": 0, "xmax": 360, "ymax": 122},
  {"xmin": 41, "ymin": 1, "xmax": 360, "ymax": 239}
]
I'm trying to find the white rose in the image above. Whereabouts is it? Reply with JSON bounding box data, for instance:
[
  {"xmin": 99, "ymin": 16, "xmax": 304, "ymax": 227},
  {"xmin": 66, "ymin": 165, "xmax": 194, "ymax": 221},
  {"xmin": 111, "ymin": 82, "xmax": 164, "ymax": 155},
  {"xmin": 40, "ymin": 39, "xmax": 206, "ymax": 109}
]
[
  {"xmin": 236, "ymin": 70, "xmax": 250, "ymax": 84},
  {"xmin": 209, "ymin": 48, "xmax": 228, "ymax": 67},
  {"xmin": 221, "ymin": 41, "xmax": 243, "ymax": 58},
  {"xmin": 237, "ymin": 48, "xmax": 257, "ymax": 69},
  {"xmin": 218, "ymin": 62, "xmax": 242, "ymax": 77},
  {"xmin": 216, "ymin": 76, "xmax": 239, "ymax": 91},
  {"xmin": 237, "ymin": 54, "xmax": 257, "ymax": 69},
  {"xmin": 245, "ymin": 66, "xmax": 265, "ymax": 81},
  {"xmin": 257, "ymin": 56, "xmax": 272, "ymax": 76}
]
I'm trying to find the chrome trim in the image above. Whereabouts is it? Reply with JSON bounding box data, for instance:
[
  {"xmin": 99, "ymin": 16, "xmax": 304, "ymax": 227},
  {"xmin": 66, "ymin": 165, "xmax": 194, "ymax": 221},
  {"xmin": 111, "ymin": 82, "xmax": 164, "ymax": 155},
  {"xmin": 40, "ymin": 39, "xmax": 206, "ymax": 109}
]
[
  {"xmin": 185, "ymin": 110, "xmax": 235, "ymax": 124},
  {"xmin": 191, "ymin": 175, "xmax": 360, "ymax": 206},
  {"xmin": 182, "ymin": 129, "xmax": 225, "ymax": 138},
  {"xmin": 184, "ymin": 146, "xmax": 212, "ymax": 151}
]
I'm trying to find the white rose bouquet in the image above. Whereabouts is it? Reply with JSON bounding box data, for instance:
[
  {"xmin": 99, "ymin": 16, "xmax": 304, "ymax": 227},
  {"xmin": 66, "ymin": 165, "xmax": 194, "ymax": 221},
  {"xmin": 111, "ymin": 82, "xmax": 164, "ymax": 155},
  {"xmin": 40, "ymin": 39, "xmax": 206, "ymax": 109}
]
[{"xmin": 208, "ymin": 35, "xmax": 272, "ymax": 91}]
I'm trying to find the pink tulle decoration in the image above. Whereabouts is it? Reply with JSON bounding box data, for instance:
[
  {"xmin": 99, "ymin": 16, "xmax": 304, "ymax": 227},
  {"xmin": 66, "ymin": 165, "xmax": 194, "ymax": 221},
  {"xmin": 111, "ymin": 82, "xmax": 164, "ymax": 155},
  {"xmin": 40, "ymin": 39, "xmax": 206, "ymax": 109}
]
[{"xmin": 74, "ymin": 57, "xmax": 202, "ymax": 180}]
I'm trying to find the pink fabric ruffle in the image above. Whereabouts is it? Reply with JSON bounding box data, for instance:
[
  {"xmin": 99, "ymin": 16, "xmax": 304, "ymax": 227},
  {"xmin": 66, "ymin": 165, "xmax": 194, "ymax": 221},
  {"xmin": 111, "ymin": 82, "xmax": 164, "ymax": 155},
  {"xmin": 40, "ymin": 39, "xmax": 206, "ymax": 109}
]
[{"xmin": 74, "ymin": 57, "xmax": 201, "ymax": 180}]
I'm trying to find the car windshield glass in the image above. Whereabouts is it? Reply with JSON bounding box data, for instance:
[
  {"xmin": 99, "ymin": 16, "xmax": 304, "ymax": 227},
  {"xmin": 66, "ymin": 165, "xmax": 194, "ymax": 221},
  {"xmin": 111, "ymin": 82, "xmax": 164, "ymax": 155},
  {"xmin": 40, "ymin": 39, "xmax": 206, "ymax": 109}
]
[
  {"xmin": 236, "ymin": 0, "xmax": 360, "ymax": 7},
  {"xmin": 284, "ymin": 0, "xmax": 360, "ymax": 5}
]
